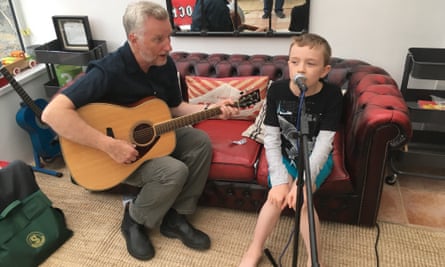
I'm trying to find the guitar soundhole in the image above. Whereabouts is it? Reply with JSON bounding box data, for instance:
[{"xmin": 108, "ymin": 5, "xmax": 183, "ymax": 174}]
[{"xmin": 132, "ymin": 123, "xmax": 155, "ymax": 146}]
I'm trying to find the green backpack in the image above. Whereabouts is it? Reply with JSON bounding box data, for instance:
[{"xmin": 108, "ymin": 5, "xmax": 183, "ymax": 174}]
[{"xmin": 0, "ymin": 161, "xmax": 73, "ymax": 267}]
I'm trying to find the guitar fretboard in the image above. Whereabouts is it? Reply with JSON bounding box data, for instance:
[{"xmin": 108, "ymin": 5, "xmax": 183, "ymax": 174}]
[
  {"xmin": 0, "ymin": 67, "xmax": 43, "ymax": 118},
  {"xmin": 155, "ymin": 107, "xmax": 222, "ymax": 134}
]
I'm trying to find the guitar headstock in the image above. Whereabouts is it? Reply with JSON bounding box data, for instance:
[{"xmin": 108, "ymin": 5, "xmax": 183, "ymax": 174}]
[{"xmin": 238, "ymin": 89, "xmax": 261, "ymax": 108}]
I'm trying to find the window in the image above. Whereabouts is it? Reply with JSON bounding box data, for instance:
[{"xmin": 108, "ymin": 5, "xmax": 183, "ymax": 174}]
[{"xmin": 0, "ymin": 0, "xmax": 24, "ymax": 59}]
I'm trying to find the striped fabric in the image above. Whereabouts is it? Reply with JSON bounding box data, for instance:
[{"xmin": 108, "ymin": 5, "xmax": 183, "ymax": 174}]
[{"xmin": 185, "ymin": 76, "xmax": 269, "ymax": 120}]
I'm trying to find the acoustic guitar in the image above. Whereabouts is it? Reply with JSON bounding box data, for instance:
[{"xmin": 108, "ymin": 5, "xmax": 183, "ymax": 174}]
[
  {"xmin": 0, "ymin": 66, "xmax": 61, "ymax": 162},
  {"xmin": 60, "ymin": 90, "xmax": 261, "ymax": 191}
]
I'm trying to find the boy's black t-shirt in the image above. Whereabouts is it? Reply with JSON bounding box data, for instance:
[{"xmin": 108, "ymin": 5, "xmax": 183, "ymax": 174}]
[{"xmin": 264, "ymin": 79, "xmax": 343, "ymax": 162}]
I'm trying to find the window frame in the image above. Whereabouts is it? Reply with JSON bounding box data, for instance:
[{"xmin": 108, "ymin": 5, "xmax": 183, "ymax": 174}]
[{"xmin": 0, "ymin": 0, "xmax": 25, "ymax": 59}]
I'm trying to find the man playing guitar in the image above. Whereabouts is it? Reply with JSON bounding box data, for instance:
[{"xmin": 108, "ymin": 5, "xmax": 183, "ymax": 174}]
[{"xmin": 42, "ymin": 1, "xmax": 238, "ymax": 261}]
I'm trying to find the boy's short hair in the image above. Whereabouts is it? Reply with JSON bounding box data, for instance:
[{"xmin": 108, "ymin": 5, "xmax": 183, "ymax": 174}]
[{"xmin": 289, "ymin": 33, "xmax": 332, "ymax": 66}]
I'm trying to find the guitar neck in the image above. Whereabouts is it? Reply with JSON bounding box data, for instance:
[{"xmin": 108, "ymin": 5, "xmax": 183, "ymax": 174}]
[
  {"xmin": 0, "ymin": 67, "xmax": 43, "ymax": 118},
  {"xmin": 152, "ymin": 88, "xmax": 261, "ymax": 134},
  {"xmin": 155, "ymin": 106, "xmax": 222, "ymax": 134}
]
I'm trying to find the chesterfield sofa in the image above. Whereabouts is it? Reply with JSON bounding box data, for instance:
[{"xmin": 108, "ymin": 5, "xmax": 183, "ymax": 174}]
[{"xmin": 167, "ymin": 52, "xmax": 412, "ymax": 227}]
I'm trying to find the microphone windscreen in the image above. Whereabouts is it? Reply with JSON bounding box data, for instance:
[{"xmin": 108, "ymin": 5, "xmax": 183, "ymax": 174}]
[
  {"xmin": 293, "ymin": 74, "xmax": 308, "ymax": 92},
  {"xmin": 293, "ymin": 73, "xmax": 306, "ymax": 84}
]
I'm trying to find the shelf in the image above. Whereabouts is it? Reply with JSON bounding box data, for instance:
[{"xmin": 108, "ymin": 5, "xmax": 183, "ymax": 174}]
[
  {"xmin": 391, "ymin": 47, "xmax": 445, "ymax": 180},
  {"xmin": 409, "ymin": 131, "xmax": 445, "ymax": 150},
  {"xmin": 390, "ymin": 146, "xmax": 445, "ymax": 179},
  {"xmin": 44, "ymin": 79, "xmax": 60, "ymax": 98},
  {"xmin": 407, "ymin": 101, "xmax": 445, "ymax": 127},
  {"xmin": 35, "ymin": 40, "xmax": 108, "ymax": 66},
  {"xmin": 409, "ymin": 48, "xmax": 445, "ymax": 80},
  {"xmin": 35, "ymin": 39, "xmax": 108, "ymax": 97},
  {"xmin": 402, "ymin": 88, "xmax": 445, "ymax": 102}
]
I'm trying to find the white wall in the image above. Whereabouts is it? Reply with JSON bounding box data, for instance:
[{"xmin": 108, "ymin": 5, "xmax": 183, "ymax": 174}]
[
  {"xmin": 0, "ymin": 67, "xmax": 48, "ymax": 163},
  {"xmin": 2, "ymin": 0, "xmax": 445, "ymax": 162}
]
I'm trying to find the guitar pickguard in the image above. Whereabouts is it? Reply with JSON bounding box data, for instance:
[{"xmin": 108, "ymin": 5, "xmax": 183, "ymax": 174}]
[
  {"xmin": 107, "ymin": 122, "xmax": 161, "ymax": 161},
  {"xmin": 135, "ymin": 136, "xmax": 160, "ymax": 161}
]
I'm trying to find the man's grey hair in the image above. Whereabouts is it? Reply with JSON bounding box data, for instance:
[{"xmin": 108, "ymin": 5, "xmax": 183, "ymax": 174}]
[{"xmin": 123, "ymin": 1, "xmax": 169, "ymax": 36}]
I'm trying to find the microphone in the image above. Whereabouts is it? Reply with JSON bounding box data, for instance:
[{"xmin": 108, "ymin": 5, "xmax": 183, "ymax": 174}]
[{"xmin": 293, "ymin": 73, "xmax": 308, "ymax": 93}]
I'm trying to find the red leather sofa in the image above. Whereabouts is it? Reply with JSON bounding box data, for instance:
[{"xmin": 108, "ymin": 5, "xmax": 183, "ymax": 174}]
[{"xmin": 170, "ymin": 52, "xmax": 412, "ymax": 227}]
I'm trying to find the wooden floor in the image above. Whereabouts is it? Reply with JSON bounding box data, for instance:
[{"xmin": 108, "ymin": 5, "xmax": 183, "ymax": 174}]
[{"xmin": 237, "ymin": 0, "xmax": 306, "ymax": 32}]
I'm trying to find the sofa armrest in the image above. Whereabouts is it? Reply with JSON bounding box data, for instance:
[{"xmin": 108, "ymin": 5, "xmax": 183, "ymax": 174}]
[{"xmin": 342, "ymin": 73, "xmax": 412, "ymax": 225}]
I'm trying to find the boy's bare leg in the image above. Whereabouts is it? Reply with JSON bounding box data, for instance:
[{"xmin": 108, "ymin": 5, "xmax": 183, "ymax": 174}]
[{"xmin": 239, "ymin": 201, "xmax": 282, "ymax": 267}]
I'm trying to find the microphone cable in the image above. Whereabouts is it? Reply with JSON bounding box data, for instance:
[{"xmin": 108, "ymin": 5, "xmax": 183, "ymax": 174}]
[
  {"xmin": 375, "ymin": 222, "xmax": 381, "ymax": 267},
  {"xmin": 268, "ymin": 221, "xmax": 382, "ymax": 267}
]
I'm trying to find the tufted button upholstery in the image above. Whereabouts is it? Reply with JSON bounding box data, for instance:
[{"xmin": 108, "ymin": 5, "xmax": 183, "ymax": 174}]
[
  {"xmin": 171, "ymin": 52, "xmax": 412, "ymax": 226},
  {"xmin": 173, "ymin": 53, "xmax": 289, "ymax": 100}
]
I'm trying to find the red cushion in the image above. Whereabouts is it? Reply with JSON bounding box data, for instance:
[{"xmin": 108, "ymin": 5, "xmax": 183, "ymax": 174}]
[
  {"xmin": 194, "ymin": 119, "xmax": 262, "ymax": 181},
  {"xmin": 256, "ymin": 149, "xmax": 268, "ymax": 186},
  {"xmin": 318, "ymin": 130, "xmax": 353, "ymax": 194},
  {"xmin": 0, "ymin": 77, "xmax": 8, "ymax": 88}
]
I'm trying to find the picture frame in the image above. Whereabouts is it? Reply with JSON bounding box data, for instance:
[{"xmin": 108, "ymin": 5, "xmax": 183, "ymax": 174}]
[{"xmin": 52, "ymin": 16, "xmax": 93, "ymax": 51}]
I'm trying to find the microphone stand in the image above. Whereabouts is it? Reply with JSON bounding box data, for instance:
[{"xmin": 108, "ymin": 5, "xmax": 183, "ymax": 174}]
[{"xmin": 292, "ymin": 90, "xmax": 319, "ymax": 267}]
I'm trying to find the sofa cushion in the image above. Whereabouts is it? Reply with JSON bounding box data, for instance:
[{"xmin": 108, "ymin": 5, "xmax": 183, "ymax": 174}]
[
  {"xmin": 194, "ymin": 119, "xmax": 262, "ymax": 182},
  {"xmin": 241, "ymin": 97, "xmax": 267, "ymax": 144},
  {"xmin": 256, "ymin": 149, "xmax": 269, "ymax": 186},
  {"xmin": 185, "ymin": 76, "xmax": 269, "ymax": 120},
  {"xmin": 316, "ymin": 130, "xmax": 353, "ymax": 194}
]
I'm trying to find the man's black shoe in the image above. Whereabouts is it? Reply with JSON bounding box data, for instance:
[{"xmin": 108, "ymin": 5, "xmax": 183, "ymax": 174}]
[
  {"xmin": 121, "ymin": 204, "xmax": 155, "ymax": 260},
  {"xmin": 160, "ymin": 209, "xmax": 210, "ymax": 250},
  {"xmin": 262, "ymin": 13, "xmax": 270, "ymax": 19}
]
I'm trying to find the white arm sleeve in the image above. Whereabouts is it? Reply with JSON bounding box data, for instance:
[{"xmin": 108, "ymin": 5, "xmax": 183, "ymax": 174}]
[
  {"xmin": 308, "ymin": 130, "xmax": 336, "ymax": 183},
  {"xmin": 264, "ymin": 125, "xmax": 289, "ymax": 187}
]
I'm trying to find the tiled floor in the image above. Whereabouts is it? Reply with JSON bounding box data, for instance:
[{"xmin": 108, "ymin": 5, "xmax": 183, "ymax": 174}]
[{"xmin": 377, "ymin": 171, "xmax": 445, "ymax": 230}]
